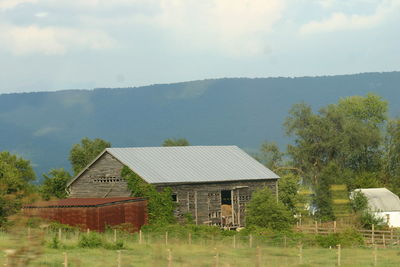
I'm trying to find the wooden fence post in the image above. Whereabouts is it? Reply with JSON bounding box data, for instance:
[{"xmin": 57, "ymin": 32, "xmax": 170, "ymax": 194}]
[
  {"xmin": 256, "ymin": 246, "xmax": 262, "ymax": 267},
  {"xmin": 165, "ymin": 232, "xmax": 168, "ymax": 246},
  {"xmin": 167, "ymin": 249, "xmax": 172, "ymax": 267},
  {"xmin": 117, "ymin": 250, "xmax": 121, "ymax": 267},
  {"xmin": 58, "ymin": 228, "xmax": 62, "ymax": 241},
  {"xmin": 299, "ymin": 244, "xmax": 303, "ymax": 265},
  {"xmin": 114, "ymin": 229, "xmax": 117, "ymax": 243},
  {"xmin": 249, "ymin": 235, "xmax": 253, "ymax": 248},
  {"xmin": 214, "ymin": 248, "xmax": 219, "ymax": 267},
  {"xmin": 333, "ymin": 221, "xmax": 337, "ymax": 233},
  {"xmin": 383, "ymin": 234, "xmax": 386, "ymax": 248},
  {"xmin": 139, "ymin": 230, "xmax": 142, "ymax": 244},
  {"xmin": 372, "ymin": 224, "xmax": 375, "ymax": 244},
  {"xmin": 87, "ymin": 228, "xmax": 90, "ymax": 234},
  {"xmin": 314, "ymin": 221, "xmax": 318, "ymax": 234},
  {"xmin": 390, "ymin": 228, "xmax": 393, "ymax": 246},
  {"xmin": 63, "ymin": 252, "xmax": 68, "ymax": 267},
  {"xmin": 337, "ymin": 244, "xmax": 341, "ymax": 267}
]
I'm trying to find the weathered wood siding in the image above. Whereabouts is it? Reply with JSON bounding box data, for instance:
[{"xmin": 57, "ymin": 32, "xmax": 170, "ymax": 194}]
[
  {"xmin": 68, "ymin": 152, "xmax": 131, "ymax": 198},
  {"xmin": 155, "ymin": 179, "xmax": 277, "ymax": 226}
]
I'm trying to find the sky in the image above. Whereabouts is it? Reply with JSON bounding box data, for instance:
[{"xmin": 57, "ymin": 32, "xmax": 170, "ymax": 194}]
[{"xmin": 0, "ymin": 0, "xmax": 399, "ymax": 93}]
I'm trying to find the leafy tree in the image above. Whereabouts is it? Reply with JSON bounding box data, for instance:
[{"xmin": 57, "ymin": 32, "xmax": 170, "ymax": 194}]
[
  {"xmin": 246, "ymin": 187, "xmax": 294, "ymax": 231},
  {"xmin": 285, "ymin": 94, "xmax": 387, "ymax": 187},
  {"xmin": 383, "ymin": 118, "xmax": 400, "ymax": 195},
  {"xmin": 69, "ymin": 137, "xmax": 111, "ymax": 175},
  {"xmin": 121, "ymin": 167, "xmax": 175, "ymax": 225},
  {"xmin": 350, "ymin": 191, "xmax": 368, "ymax": 213},
  {"xmin": 0, "ymin": 151, "xmax": 36, "ymax": 225},
  {"xmin": 162, "ymin": 138, "xmax": 190, "ymax": 147},
  {"xmin": 257, "ymin": 141, "xmax": 284, "ymax": 170},
  {"xmin": 278, "ymin": 173, "xmax": 301, "ymax": 214},
  {"xmin": 40, "ymin": 168, "xmax": 71, "ymax": 200}
]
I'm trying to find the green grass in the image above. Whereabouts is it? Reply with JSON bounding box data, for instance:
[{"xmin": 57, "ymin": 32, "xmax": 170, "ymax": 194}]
[{"xmin": 1, "ymin": 230, "xmax": 400, "ymax": 266}]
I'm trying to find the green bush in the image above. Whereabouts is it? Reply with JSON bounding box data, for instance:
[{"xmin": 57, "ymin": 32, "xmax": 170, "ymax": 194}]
[
  {"xmin": 246, "ymin": 187, "xmax": 295, "ymax": 231},
  {"xmin": 104, "ymin": 240, "xmax": 125, "ymax": 250},
  {"xmin": 315, "ymin": 228, "xmax": 364, "ymax": 248},
  {"xmin": 78, "ymin": 232, "xmax": 104, "ymax": 248},
  {"xmin": 360, "ymin": 211, "xmax": 387, "ymax": 229},
  {"xmin": 49, "ymin": 236, "xmax": 61, "ymax": 249}
]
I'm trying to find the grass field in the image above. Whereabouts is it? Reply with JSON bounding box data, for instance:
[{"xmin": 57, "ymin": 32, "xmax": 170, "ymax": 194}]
[{"xmin": 1, "ymin": 229, "xmax": 400, "ymax": 267}]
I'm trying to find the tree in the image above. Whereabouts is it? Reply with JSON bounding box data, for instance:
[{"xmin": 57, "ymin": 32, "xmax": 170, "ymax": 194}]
[
  {"xmin": 383, "ymin": 118, "xmax": 400, "ymax": 195},
  {"xmin": 69, "ymin": 137, "xmax": 111, "ymax": 175},
  {"xmin": 257, "ymin": 141, "xmax": 284, "ymax": 170},
  {"xmin": 285, "ymin": 94, "xmax": 387, "ymax": 186},
  {"xmin": 246, "ymin": 187, "xmax": 294, "ymax": 230},
  {"xmin": 40, "ymin": 168, "xmax": 71, "ymax": 200},
  {"xmin": 0, "ymin": 151, "xmax": 36, "ymax": 225},
  {"xmin": 278, "ymin": 174, "xmax": 301, "ymax": 215},
  {"xmin": 162, "ymin": 138, "xmax": 190, "ymax": 147}
]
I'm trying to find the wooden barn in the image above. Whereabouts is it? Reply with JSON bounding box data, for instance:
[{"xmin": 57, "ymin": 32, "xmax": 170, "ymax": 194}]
[{"xmin": 66, "ymin": 146, "xmax": 279, "ymax": 227}]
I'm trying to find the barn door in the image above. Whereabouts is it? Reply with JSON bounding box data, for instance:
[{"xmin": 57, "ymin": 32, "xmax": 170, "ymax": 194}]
[{"xmin": 232, "ymin": 187, "xmax": 250, "ymax": 227}]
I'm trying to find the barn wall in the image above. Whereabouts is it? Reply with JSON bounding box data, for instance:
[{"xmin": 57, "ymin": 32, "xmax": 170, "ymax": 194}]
[
  {"xmin": 22, "ymin": 200, "xmax": 147, "ymax": 232},
  {"xmin": 69, "ymin": 152, "xmax": 131, "ymax": 198},
  {"xmin": 155, "ymin": 179, "xmax": 277, "ymax": 226}
]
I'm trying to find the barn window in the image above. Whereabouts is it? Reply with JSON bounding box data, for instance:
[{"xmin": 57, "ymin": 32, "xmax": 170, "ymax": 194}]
[
  {"xmin": 221, "ymin": 190, "xmax": 231, "ymax": 205},
  {"xmin": 171, "ymin": 194, "xmax": 178, "ymax": 202},
  {"xmin": 93, "ymin": 176, "xmax": 121, "ymax": 183}
]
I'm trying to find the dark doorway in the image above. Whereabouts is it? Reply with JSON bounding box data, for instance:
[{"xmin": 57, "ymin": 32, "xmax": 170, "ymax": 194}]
[{"xmin": 221, "ymin": 190, "xmax": 231, "ymax": 205}]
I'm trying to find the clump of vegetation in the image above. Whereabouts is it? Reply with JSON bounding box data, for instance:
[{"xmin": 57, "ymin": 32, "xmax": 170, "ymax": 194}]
[
  {"xmin": 246, "ymin": 187, "xmax": 294, "ymax": 231},
  {"xmin": 121, "ymin": 166, "xmax": 176, "ymax": 225},
  {"xmin": 39, "ymin": 168, "xmax": 71, "ymax": 200},
  {"xmin": 49, "ymin": 236, "xmax": 61, "ymax": 249},
  {"xmin": 315, "ymin": 227, "xmax": 364, "ymax": 248},
  {"xmin": 78, "ymin": 232, "xmax": 104, "ymax": 248}
]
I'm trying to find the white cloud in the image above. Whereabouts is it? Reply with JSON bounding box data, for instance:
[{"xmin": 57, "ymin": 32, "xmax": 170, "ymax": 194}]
[
  {"xmin": 300, "ymin": 0, "xmax": 400, "ymax": 34},
  {"xmin": 0, "ymin": 24, "xmax": 116, "ymax": 55},
  {"xmin": 0, "ymin": 0, "xmax": 37, "ymax": 10},
  {"xmin": 148, "ymin": 0, "xmax": 286, "ymax": 56}
]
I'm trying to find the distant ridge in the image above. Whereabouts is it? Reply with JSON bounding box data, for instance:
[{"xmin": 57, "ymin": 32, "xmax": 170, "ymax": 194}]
[{"xmin": 1, "ymin": 72, "xmax": 400, "ymax": 179}]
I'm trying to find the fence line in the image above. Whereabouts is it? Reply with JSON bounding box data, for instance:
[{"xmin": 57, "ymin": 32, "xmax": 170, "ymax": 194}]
[{"xmin": 296, "ymin": 223, "xmax": 400, "ymax": 246}]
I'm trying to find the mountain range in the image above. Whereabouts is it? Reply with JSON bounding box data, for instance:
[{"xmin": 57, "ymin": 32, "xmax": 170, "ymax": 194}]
[{"xmin": 1, "ymin": 72, "xmax": 400, "ymax": 180}]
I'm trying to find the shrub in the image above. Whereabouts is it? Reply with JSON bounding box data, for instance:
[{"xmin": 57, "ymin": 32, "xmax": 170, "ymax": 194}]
[
  {"xmin": 360, "ymin": 211, "xmax": 387, "ymax": 229},
  {"xmin": 78, "ymin": 232, "xmax": 104, "ymax": 248},
  {"xmin": 315, "ymin": 227, "xmax": 364, "ymax": 248},
  {"xmin": 49, "ymin": 236, "xmax": 61, "ymax": 249},
  {"xmin": 246, "ymin": 187, "xmax": 295, "ymax": 231},
  {"xmin": 104, "ymin": 240, "xmax": 125, "ymax": 250}
]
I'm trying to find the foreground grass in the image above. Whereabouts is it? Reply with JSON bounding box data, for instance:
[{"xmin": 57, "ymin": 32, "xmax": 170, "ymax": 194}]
[{"xmin": 1, "ymin": 230, "xmax": 400, "ymax": 266}]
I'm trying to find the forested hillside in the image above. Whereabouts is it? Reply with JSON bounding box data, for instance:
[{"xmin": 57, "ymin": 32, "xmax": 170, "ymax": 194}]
[{"xmin": 1, "ymin": 72, "xmax": 400, "ymax": 178}]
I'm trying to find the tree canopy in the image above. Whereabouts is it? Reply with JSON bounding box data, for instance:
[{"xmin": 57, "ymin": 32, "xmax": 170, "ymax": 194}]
[
  {"xmin": 69, "ymin": 137, "xmax": 111, "ymax": 175},
  {"xmin": 0, "ymin": 151, "xmax": 36, "ymax": 225},
  {"xmin": 40, "ymin": 168, "xmax": 71, "ymax": 200},
  {"xmin": 162, "ymin": 138, "xmax": 190, "ymax": 147}
]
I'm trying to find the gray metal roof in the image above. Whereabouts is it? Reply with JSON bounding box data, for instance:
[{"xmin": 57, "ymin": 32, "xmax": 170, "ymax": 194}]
[
  {"xmin": 353, "ymin": 188, "xmax": 400, "ymax": 212},
  {"xmin": 104, "ymin": 146, "xmax": 279, "ymax": 184}
]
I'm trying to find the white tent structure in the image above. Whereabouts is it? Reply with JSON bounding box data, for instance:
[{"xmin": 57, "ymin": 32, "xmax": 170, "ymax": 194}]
[{"xmin": 353, "ymin": 188, "xmax": 400, "ymax": 227}]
